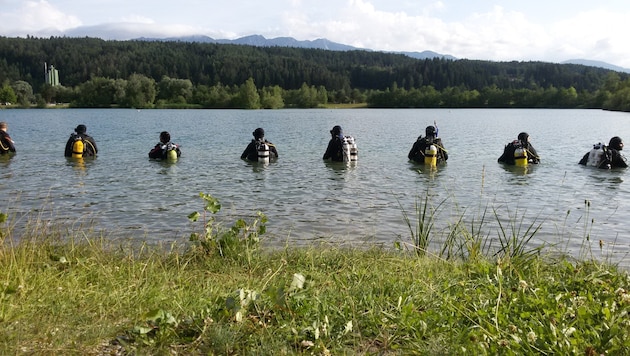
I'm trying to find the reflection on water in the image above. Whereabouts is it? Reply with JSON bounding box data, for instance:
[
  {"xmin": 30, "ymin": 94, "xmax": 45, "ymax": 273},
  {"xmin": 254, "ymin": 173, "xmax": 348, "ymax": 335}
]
[
  {"xmin": 1, "ymin": 108, "xmax": 629, "ymax": 268},
  {"xmin": 499, "ymin": 162, "xmax": 534, "ymax": 175}
]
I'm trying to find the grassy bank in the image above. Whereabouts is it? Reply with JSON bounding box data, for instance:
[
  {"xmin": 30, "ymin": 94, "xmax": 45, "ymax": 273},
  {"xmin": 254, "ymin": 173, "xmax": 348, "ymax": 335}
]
[{"xmin": 1, "ymin": 197, "xmax": 629, "ymax": 355}]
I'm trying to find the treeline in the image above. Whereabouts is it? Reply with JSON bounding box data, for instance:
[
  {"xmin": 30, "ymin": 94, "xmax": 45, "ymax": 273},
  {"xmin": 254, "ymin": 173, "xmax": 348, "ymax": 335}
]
[{"xmin": 1, "ymin": 35, "xmax": 630, "ymax": 111}]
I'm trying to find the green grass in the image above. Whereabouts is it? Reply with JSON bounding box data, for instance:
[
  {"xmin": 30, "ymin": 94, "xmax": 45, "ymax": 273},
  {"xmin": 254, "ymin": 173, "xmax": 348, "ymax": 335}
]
[{"xmin": 1, "ymin": 195, "xmax": 629, "ymax": 355}]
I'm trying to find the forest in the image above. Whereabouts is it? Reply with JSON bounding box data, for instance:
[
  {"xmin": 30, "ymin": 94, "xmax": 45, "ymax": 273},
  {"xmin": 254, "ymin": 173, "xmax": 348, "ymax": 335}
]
[{"xmin": 1, "ymin": 36, "xmax": 630, "ymax": 111}]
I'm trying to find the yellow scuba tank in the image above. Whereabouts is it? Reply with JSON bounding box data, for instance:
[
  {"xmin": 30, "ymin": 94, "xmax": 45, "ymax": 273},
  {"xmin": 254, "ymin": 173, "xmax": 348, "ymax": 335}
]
[
  {"xmin": 424, "ymin": 144, "xmax": 438, "ymax": 166},
  {"xmin": 514, "ymin": 146, "xmax": 528, "ymax": 166},
  {"xmin": 166, "ymin": 149, "xmax": 178, "ymax": 161},
  {"xmin": 72, "ymin": 138, "xmax": 84, "ymax": 158}
]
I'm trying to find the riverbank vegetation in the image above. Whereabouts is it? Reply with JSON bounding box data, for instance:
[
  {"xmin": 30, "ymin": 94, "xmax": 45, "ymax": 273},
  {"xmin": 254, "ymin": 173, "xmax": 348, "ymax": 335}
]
[
  {"xmin": 1, "ymin": 194, "xmax": 629, "ymax": 354},
  {"xmin": 1, "ymin": 36, "xmax": 630, "ymax": 111}
]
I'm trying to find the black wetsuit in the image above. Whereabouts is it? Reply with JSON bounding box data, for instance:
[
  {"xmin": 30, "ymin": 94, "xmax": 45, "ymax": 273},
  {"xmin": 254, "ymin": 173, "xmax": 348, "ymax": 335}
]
[
  {"xmin": 64, "ymin": 133, "xmax": 98, "ymax": 157},
  {"xmin": 0, "ymin": 130, "xmax": 16, "ymax": 154},
  {"xmin": 241, "ymin": 139, "xmax": 278, "ymax": 161},
  {"xmin": 408, "ymin": 136, "xmax": 448, "ymax": 163},
  {"xmin": 149, "ymin": 142, "xmax": 181, "ymax": 159},
  {"xmin": 579, "ymin": 146, "xmax": 627, "ymax": 168},
  {"xmin": 323, "ymin": 136, "xmax": 344, "ymax": 162},
  {"xmin": 498, "ymin": 141, "xmax": 539, "ymax": 165}
]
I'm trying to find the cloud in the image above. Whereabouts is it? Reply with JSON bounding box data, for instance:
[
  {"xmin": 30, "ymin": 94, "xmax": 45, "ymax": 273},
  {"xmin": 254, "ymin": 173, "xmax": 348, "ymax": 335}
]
[
  {"xmin": 0, "ymin": 0, "xmax": 82, "ymax": 35},
  {"xmin": 1, "ymin": 0, "xmax": 629, "ymax": 68}
]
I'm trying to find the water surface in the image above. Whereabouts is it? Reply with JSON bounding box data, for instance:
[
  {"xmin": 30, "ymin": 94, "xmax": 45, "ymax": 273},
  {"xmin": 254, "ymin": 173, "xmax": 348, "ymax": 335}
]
[{"xmin": 1, "ymin": 108, "xmax": 629, "ymax": 265}]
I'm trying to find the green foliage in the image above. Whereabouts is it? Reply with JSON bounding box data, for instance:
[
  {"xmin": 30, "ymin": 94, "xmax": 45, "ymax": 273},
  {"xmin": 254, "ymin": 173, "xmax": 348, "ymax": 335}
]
[
  {"xmin": 2, "ymin": 36, "xmax": 630, "ymax": 109},
  {"xmin": 122, "ymin": 73, "xmax": 156, "ymax": 108},
  {"xmin": 233, "ymin": 77, "xmax": 261, "ymax": 109},
  {"xmin": 398, "ymin": 190, "xmax": 447, "ymax": 257},
  {"xmin": 0, "ymin": 83, "xmax": 17, "ymax": 104},
  {"xmin": 10, "ymin": 80, "xmax": 33, "ymax": 106},
  {"xmin": 1, "ymin": 198, "xmax": 629, "ymax": 354},
  {"xmin": 188, "ymin": 192, "xmax": 266, "ymax": 261},
  {"xmin": 0, "ymin": 211, "xmax": 7, "ymax": 240},
  {"xmin": 157, "ymin": 76, "xmax": 193, "ymax": 104}
]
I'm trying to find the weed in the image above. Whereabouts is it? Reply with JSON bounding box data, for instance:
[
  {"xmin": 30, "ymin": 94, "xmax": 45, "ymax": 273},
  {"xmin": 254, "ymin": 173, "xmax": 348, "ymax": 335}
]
[
  {"xmin": 398, "ymin": 190, "xmax": 447, "ymax": 257},
  {"xmin": 187, "ymin": 192, "xmax": 267, "ymax": 263}
]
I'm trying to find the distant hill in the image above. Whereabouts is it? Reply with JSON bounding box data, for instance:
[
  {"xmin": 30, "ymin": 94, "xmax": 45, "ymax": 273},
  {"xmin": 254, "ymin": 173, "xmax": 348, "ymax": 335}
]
[
  {"xmin": 397, "ymin": 50, "xmax": 458, "ymax": 61},
  {"xmin": 37, "ymin": 24, "xmax": 630, "ymax": 72},
  {"xmin": 135, "ymin": 34, "xmax": 457, "ymax": 60},
  {"xmin": 562, "ymin": 59, "xmax": 630, "ymax": 73},
  {"xmin": 137, "ymin": 34, "xmax": 362, "ymax": 51}
]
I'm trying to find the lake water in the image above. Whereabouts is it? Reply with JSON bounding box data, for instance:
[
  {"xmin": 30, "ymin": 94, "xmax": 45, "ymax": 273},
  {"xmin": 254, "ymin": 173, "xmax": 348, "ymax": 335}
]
[{"xmin": 1, "ymin": 108, "xmax": 629, "ymax": 266}]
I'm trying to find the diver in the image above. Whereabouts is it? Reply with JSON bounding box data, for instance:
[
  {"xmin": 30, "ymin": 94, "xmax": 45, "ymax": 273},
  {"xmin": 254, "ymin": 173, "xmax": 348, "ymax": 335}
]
[
  {"xmin": 0, "ymin": 121, "xmax": 16, "ymax": 155},
  {"xmin": 408, "ymin": 125, "xmax": 448, "ymax": 165},
  {"xmin": 64, "ymin": 124, "xmax": 98, "ymax": 158},
  {"xmin": 578, "ymin": 136, "xmax": 627, "ymax": 169},
  {"xmin": 149, "ymin": 131, "xmax": 181, "ymax": 160},
  {"xmin": 498, "ymin": 132, "xmax": 539, "ymax": 165},
  {"xmin": 323, "ymin": 125, "xmax": 358, "ymax": 162},
  {"xmin": 241, "ymin": 128, "xmax": 278, "ymax": 162}
]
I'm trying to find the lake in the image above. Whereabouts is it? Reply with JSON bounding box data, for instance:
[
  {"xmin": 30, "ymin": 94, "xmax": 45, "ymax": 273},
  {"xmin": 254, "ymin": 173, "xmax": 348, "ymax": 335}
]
[{"xmin": 1, "ymin": 108, "xmax": 629, "ymax": 266}]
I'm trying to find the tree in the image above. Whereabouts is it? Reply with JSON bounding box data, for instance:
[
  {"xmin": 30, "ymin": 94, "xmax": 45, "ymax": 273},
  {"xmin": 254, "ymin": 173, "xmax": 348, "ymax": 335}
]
[
  {"xmin": 260, "ymin": 85, "xmax": 284, "ymax": 109},
  {"xmin": 157, "ymin": 76, "xmax": 193, "ymax": 104},
  {"xmin": 233, "ymin": 77, "xmax": 260, "ymax": 109},
  {"xmin": 74, "ymin": 77, "xmax": 118, "ymax": 107},
  {"xmin": 123, "ymin": 74, "xmax": 156, "ymax": 108},
  {"xmin": 0, "ymin": 83, "xmax": 17, "ymax": 104},
  {"xmin": 11, "ymin": 80, "xmax": 34, "ymax": 107}
]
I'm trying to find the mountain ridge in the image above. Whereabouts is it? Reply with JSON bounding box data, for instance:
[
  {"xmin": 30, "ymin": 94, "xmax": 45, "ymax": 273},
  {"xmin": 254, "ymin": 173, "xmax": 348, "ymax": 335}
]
[
  {"xmin": 57, "ymin": 25, "xmax": 630, "ymax": 72},
  {"xmin": 135, "ymin": 34, "xmax": 459, "ymax": 61}
]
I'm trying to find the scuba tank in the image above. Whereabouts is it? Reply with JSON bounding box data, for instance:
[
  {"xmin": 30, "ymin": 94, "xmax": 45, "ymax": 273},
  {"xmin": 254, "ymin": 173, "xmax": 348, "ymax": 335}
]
[
  {"xmin": 514, "ymin": 144, "xmax": 528, "ymax": 166},
  {"xmin": 164, "ymin": 143, "xmax": 178, "ymax": 161},
  {"xmin": 166, "ymin": 148, "xmax": 178, "ymax": 161},
  {"xmin": 424, "ymin": 144, "xmax": 438, "ymax": 166},
  {"xmin": 72, "ymin": 137, "xmax": 84, "ymax": 158},
  {"xmin": 256, "ymin": 139, "xmax": 270, "ymax": 162},
  {"xmin": 586, "ymin": 143, "xmax": 610, "ymax": 169},
  {"xmin": 342, "ymin": 136, "xmax": 350, "ymax": 162},
  {"xmin": 349, "ymin": 137, "xmax": 358, "ymax": 162},
  {"xmin": 342, "ymin": 135, "xmax": 358, "ymax": 162}
]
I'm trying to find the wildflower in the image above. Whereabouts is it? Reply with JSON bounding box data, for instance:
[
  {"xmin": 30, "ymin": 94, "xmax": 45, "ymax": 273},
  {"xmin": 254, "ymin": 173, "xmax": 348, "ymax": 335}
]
[
  {"xmin": 519, "ymin": 280, "xmax": 528, "ymax": 290},
  {"xmin": 527, "ymin": 331, "xmax": 537, "ymax": 343},
  {"xmin": 562, "ymin": 327, "xmax": 576, "ymax": 337},
  {"xmin": 300, "ymin": 340, "xmax": 314, "ymax": 348}
]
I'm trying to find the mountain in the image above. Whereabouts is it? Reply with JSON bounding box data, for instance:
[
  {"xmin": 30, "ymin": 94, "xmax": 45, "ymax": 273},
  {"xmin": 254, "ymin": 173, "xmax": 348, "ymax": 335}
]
[
  {"xmin": 562, "ymin": 59, "xmax": 630, "ymax": 73},
  {"xmin": 75, "ymin": 27, "xmax": 628, "ymax": 71},
  {"xmin": 134, "ymin": 34, "xmax": 457, "ymax": 60},
  {"xmin": 137, "ymin": 34, "xmax": 361, "ymax": 51},
  {"xmin": 398, "ymin": 50, "xmax": 457, "ymax": 61}
]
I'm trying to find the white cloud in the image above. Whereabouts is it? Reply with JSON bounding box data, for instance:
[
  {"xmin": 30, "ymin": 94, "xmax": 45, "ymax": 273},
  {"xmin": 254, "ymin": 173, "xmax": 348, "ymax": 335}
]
[
  {"xmin": 119, "ymin": 15, "xmax": 155, "ymax": 25},
  {"xmin": 1, "ymin": 0, "xmax": 630, "ymax": 68},
  {"xmin": 0, "ymin": 0, "xmax": 82, "ymax": 35}
]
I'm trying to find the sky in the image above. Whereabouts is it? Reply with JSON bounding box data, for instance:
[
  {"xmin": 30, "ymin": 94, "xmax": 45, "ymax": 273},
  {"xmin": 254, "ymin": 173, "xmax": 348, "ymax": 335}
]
[{"xmin": 1, "ymin": 0, "xmax": 630, "ymax": 69}]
